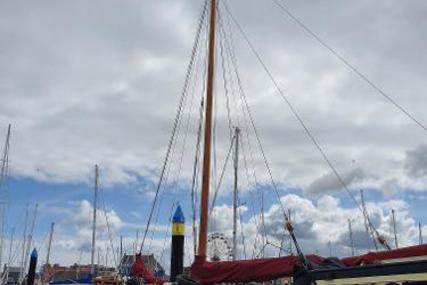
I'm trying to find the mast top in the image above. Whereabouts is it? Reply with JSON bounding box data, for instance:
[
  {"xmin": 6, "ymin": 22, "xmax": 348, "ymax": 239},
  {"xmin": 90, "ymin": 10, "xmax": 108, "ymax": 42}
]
[
  {"xmin": 173, "ymin": 205, "xmax": 185, "ymax": 223},
  {"xmin": 31, "ymin": 248, "xmax": 38, "ymax": 258}
]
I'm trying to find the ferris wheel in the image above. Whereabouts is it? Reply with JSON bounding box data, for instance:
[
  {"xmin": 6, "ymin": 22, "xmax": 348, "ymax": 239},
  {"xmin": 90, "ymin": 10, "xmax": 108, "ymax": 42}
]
[{"xmin": 207, "ymin": 232, "xmax": 233, "ymax": 261}]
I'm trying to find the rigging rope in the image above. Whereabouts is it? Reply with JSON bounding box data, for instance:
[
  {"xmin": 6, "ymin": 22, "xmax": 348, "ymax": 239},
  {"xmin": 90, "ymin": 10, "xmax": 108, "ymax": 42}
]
[
  {"xmin": 190, "ymin": 98, "xmax": 205, "ymax": 256},
  {"xmin": 218, "ymin": 13, "xmax": 269, "ymax": 256},
  {"xmin": 159, "ymin": 201, "xmax": 177, "ymax": 267},
  {"xmin": 218, "ymin": 18, "xmax": 234, "ymax": 138},
  {"xmin": 237, "ymin": 192, "xmax": 247, "ymax": 259},
  {"xmin": 99, "ymin": 179, "xmax": 118, "ymax": 267},
  {"xmin": 272, "ymin": 0, "xmax": 427, "ymax": 134},
  {"xmin": 221, "ymin": 12, "xmax": 266, "ymax": 229},
  {"xmin": 209, "ymin": 134, "xmax": 236, "ymax": 216},
  {"xmin": 222, "ymin": 1, "xmax": 290, "ymax": 229},
  {"xmin": 147, "ymin": 18, "xmax": 208, "ymax": 254},
  {"xmin": 222, "ymin": 1, "xmax": 390, "ymax": 251},
  {"xmin": 139, "ymin": 0, "xmax": 208, "ymax": 254}
]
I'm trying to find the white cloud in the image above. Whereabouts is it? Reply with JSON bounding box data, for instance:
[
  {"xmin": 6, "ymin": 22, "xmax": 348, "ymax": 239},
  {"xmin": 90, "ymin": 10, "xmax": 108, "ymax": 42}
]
[
  {"xmin": 0, "ymin": 0, "xmax": 426, "ymax": 197},
  {"xmin": 210, "ymin": 194, "xmax": 421, "ymax": 258},
  {"xmin": 306, "ymin": 168, "xmax": 370, "ymax": 194}
]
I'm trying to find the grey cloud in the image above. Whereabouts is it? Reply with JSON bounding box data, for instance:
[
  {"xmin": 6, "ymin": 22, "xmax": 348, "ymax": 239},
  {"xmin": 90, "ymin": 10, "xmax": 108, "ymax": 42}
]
[
  {"xmin": 31, "ymin": 194, "xmax": 421, "ymax": 266},
  {"xmin": 306, "ymin": 168, "xmax": 369, "ymax": 194},
  {"xmin": 0, "ymin": 0, "xmax": 426, "ymax": 198},
  {"xmin": 405, "ymin": 144, "xmax": 427, "ymax": 178}
]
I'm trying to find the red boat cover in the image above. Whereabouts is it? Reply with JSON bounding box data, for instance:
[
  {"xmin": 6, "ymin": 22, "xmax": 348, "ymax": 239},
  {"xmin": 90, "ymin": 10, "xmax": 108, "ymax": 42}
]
[
  {"xmin": 190, "ymin": 244, "xmax": 427, "ymax": 284},
  {"xmin": 131, "ymin": 253, "xmax": 164, "ymax": 284},
  {"xmin": 190, "ymin": 254, "xmax": 324, "ymax": 284},
  {"xmin": 342, "ymin": 244, "xmax": 427, "ymax": 266}
]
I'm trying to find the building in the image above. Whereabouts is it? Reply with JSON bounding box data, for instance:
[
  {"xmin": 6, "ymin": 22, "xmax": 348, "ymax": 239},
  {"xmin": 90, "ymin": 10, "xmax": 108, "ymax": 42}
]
[
  {"xmin": 41, "ymin": 264, "xmax": 116, "ymax": 283},
  {"xmin": 118, "ymin": 254, "xmax": 165, "ymax": 278},
  {"xmin": 1, "ymin": 266, "xmax": 23, "ymax": 285}
]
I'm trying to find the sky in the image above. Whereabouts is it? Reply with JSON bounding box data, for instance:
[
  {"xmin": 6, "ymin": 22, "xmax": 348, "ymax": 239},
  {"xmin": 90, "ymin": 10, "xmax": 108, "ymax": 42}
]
[{"xmin": 1, "ymin": 0, "xmax": 427, "ymax": 273}]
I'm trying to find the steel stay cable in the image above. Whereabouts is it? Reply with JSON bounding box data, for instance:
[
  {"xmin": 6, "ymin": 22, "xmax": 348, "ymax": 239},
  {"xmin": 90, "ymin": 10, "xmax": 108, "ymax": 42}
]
[
  {"xmin": 147, "ymin": 43, "xmax": 201, "ymax": 253},
  {"xmin": 4, "ymin": 204, "xmax": 30, "ymax": 267},
  {"xmin": 139, "ymin": 1, "xmax": 208, "ymax": 254},
  {"xmin": 209, "ymin": 133, "xmax": 236, "ymax": 216},
  {"xmin": 221, "ymin": 2, "xmax": 289, "ymax": 224},
  {"xmin": 221, "ymin": 22, "xmax": 266, "ymax": 258},
  {"xmin": 272, "ymin": 0, "xmax": 427, "ymax": 134},
  {"xmin": 218, "ymin": 13, "xmax": 268, "ymax": 255},
  {"xmin": 190, "ymin": 89, "xmax": 207, "ymax": 256},
  {"xmin": 99, "ymin": 178, "xmax": 118, "ymax": 267},
  {"xmin": 159, "ymin": 201, "xmax": 177, "ymax": 266},
  {"xmin": 146, "ymin": 77, "xmax": 191, "ymax": 253},
  {"xmin": 190, "ymin": 98, "xmax": 205, "ymax": 256},
  {"xmin": 218, "ymin": 20, "xmax": 234, "ymax": 138},
  {"xmin": 223, "ymin": 1, "xmax": 390, "ymax": 251},
  {"xmin": 219, "ymin": 9, "xmax": 270, "ymax": 247},
  {"xmin": 237, "ymin": 192, "xmax": 247, "ymax": 259},
  {"xmin": 147, "ymin": 21, "xmax": 208, "ymax": 253},
  {"xmin": 222, "ymin": 1, "xmax": 318, "ymax": 264},
  {"xmin": 145, "ymin": 47, "xmax": 199, "ymax": 253}
]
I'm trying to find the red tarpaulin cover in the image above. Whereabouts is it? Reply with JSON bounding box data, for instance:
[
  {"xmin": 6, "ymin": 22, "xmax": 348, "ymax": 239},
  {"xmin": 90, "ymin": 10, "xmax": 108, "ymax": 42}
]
[
  {"xmin": 131, "ymin": 253, "xmax": 164, "ymax": 284},
  {"xmin": 342, "ymin": 244, "xmax": 427, "ymax": 266},
  {"xmin": 190, "ymin": 254, "xmax": 324, "ymax": 284},
  {"xmin": 190, "ymin": 244, "xmax": 427, "ymax": 284}
]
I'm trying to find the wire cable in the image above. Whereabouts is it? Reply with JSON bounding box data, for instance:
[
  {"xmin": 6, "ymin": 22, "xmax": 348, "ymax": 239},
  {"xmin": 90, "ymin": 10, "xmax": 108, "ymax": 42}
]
[
  {"xmin": 272, "ymin": 0, "xmax": 427, "ymax": 133},
  {"xmin": 139, "ymin": 0, "xmax": 208, "ymax": 253},
  {"xmin": 223, "ymin": 1, "xmax": 390, "ymax": 250},
  {"xmin": 219, "ymin": 11, "xmax": 269, "ymax": 246}
]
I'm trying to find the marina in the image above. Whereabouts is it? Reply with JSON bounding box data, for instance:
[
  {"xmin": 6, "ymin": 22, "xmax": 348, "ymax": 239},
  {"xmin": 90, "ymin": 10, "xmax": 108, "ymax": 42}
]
[{"xmin": 1, "ymin": 1, "xmax": 427, "ymax": 285}]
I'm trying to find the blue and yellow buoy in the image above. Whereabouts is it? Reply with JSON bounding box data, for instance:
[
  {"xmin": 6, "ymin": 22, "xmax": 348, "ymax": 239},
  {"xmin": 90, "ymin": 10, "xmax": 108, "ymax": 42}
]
[{"xmin": 170, "ymin": 205, "xmax": 185, "ymax": 282}]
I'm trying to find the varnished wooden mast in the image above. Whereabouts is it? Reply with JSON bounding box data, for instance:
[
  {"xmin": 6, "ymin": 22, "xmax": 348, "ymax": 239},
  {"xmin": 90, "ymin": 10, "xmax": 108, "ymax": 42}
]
[{"xmin": 197, "ymin": 0, "xmax": 216, "ymax": 259}]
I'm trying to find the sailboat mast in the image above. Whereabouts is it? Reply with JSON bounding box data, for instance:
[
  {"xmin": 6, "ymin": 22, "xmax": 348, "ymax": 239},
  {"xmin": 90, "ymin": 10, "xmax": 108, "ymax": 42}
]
[
  {"xmin": 348, "ymin": 219, "xmax": 355, "ymax": 256},
  {"xmin": 0, "ymin": 124, "xmax": 11, "ymax": 268},
  {"xmin": 232, "ymin": 127, "xmax": 240, "ymax": 260},
  {"xmin": 46, "ymin": 222, "xmax": 55, "ymax": 266},
  {"xmin": 91, "ymin": 164, "xmax": 99, "ymax": 275},
  {"xmin": 197, "ymin": 0, "xmax": 217, "ymax": 259},
  {"xmin": 0, "ymin": 124, "xmax": 11, "ymax": 186},
  {"xmin": 391, "ymin": 209, "xmax": 398, "ymax": 248},
  {"xmin": 19, "ymin": 204, "xmax": 29, "ymax": 282},
  {"xmin": 7, "ymin": 227, "xmax": 14, "ymax": 265},
  {"xmin": 360, "ymin": 190, "xmax": 378, "ymax": 250},
  {"xmin": 21, "ymin": 203, "xmax": 38, "ymax": 284}
]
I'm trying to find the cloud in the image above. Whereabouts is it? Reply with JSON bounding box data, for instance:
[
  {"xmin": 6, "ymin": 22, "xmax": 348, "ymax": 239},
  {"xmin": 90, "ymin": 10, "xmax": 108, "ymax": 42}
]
[
  {"xmin": 405, "ymin": 144, "xmax": 427, "ymax": 178},
  {"xmin": 210, "ymin": 194, "xmax": 420, "ymax": 258},
  {"xmin": 306, "ymin": 168, "xmax": 370, "ymax": 194},
  {"xmin": 0, "ymin": 0, "xmax": 426, "ymax": 198},
  {"xmin": 1, "ymin": 0, "xmax": 427, "ymax": 270},
  {"xmin": 62, "ymin": 200, "xmax": 123, "ymax": 252}
]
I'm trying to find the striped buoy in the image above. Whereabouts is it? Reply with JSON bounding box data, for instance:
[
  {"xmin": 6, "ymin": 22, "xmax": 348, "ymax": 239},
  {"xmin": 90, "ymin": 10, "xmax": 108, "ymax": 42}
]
[{"xmin": 170, "ymin": 205, "xmax": 185, "ymax": 281}]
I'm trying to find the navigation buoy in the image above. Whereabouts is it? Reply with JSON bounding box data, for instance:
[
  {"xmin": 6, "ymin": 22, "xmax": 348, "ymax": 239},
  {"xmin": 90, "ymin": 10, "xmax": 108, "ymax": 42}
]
[{"xmin": 170, "ymin": 204, "xmax": 185, "ymax": 282}]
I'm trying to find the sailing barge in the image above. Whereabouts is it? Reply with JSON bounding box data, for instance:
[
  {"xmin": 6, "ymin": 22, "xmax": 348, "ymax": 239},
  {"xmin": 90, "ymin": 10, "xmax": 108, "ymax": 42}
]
[{"xmin": 167, "ymin": 1, "xmax": 427, "ymax": 284}]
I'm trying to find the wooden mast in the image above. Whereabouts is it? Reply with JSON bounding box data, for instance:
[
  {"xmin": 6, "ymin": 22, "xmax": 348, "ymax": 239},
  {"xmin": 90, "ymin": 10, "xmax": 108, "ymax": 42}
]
[{"xmin": 197, "ymin": 0, "xmax": 216, "ymax": 259}]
